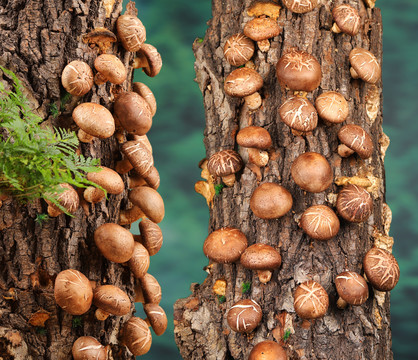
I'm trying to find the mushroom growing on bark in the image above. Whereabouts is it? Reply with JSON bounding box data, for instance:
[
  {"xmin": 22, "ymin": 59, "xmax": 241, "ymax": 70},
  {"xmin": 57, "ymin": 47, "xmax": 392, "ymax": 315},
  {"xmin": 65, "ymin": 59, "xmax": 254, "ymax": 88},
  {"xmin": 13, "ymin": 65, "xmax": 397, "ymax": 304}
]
[
  {"xmin": 82, "ymin": 27, "xmax": 117, "ymax": 54},
  {"xmin": 363, "ymin": 248, "xmax": 400, "ymax": 291},
  {"xmin": 250, "ymin": 182, "xmax": 293, "ymax": 219},
  {"xmin": 207, "ymin": 149, "xmax": 243, "ymax": 187},
  {"xmin": 337, "ymin": 124, "xmax": 374, "ymax": 159},
  {"xmin": 293, "ymin": 280, "xmax": 329, "ymax": 319},
  {"xmin": 132, "ymin": 82, "xmax": 157, "ymax": 117},
  {"xmin": 133, "ymin": 43, "xmax": 162, "ymax": 77},
  {"xmin": 240, "ymin": 244, "xmax": 282, "ymax": 283},
  {"xmin": 128, "ymin": 186, "xmax": 165, "ymax": 224},
  {"xmin": 61, "ymin": 60, "xmax": 93, "ymax": 96},
  {"xmin": 335, "ymin": 271, "xmax": 369, "ymax": 309},
  {"xmin": 93, "ymin": 285, "xmax": 131, "ymax": 320},
  {"xmin": 45, "ymin": 183, "xmax": 79, "ymax": 217},
  {"xmin": 243, "ymin": 17, "xmax": 281, "ymax": 52},
  {"xmin": 299, "ymin": 205, "xmax": 340, "ymax": 241},
  {"xmin": 94, "ymin": 54, "xmax": 127, "ymax": 85},
  {"xmin": 136, "ymin": 273, "xmax": 162, "ymax": 305},
  {"xmin": 331, "ymin": 4, "xmax": 361, "ymax": 36},
  {"xmin": 143, "ymin": 303, "xmax": 168, "ymax": 336},
  {"xmin": 116, "ymin": 8, "xmax": 146, "ymax": 52},
  {"xmin": 72, "ymin": 336, "xmax": 107, "ymax": 360},
  {"xmin": 227, "ymin": 299, "xmax": 262, "ymax": 333},
  {"xmin": 121, "ymin": 317, "xmax": 152, "ymax": 356},
  {"xmin": 315, "ymin": 91, "xmax": 349, "ymax": 124},
  {"xmin": 223, "ymin": 33, "xmax": 255, "ymax": 66},
  {"xmin": 84, "ymin": 166, "xmax": 124, "ymax": 204},
  {"xmin": 279, "ymin": 96, "xmax": 318, "ymax": 134},
  {"xmin": 138, "ymin": 218, "xmax": 163, "ymax": 256},
  {"xmin": 249, "ymin": 341, "xmax": 287, "ymax": 360},
  {"xmin": 236, "ymin": 126, "xmax": 272, "ymax": 167},
  {"xmin": 349, "ymin": 48, "xmax": 381, "ymax": 84},
  {"xmin": 128, "ymin": 242, "xmax": 150, "ymax": 278},
  {"xmin": 336, "ymin": 184, "xmax": 373, "ymax": 223},
  {"xmin": 282, "ymin": 0, "xmax": 318, "ymax": 14}
]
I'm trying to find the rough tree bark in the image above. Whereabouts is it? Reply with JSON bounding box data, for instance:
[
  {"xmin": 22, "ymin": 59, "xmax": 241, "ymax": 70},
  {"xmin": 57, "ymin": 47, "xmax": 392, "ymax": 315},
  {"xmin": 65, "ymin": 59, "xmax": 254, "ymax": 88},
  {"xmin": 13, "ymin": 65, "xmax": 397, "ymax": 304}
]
[
  {"xmin": 174, "ymin": 1, "xmax": 393, "ymax": 359},
  {"xmin": 0, "ymin": 0, "xmax": 137, "ymax": 359}
]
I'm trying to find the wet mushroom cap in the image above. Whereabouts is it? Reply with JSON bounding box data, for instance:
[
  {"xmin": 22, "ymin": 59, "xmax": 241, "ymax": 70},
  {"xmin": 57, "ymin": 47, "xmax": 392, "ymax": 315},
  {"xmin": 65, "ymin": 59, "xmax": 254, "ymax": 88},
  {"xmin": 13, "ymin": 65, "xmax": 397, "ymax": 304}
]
[
  {"xmin": 87, "ymin": 166, "xmax": 124, "ymax": 195},
  {"xmin": 363, "ymin": 248, "xmax": 400, "ymax": 291},
  {"xmin": 143, "ymin": 303, "xmax": 168, "ymax": 336},
  {"xmin": 335, "ymin": 271, "xmax": 369, "ymax": 305},
  {"xmin": 227, "ymin": 299, "xmax": 262, "ymax": 333},
  {"xmin": 138, "ymin": 218, "xmax": 163, "ymax": 256},
  {"xmin": 224, "ymin": 68, "xmax": 263, "ymax": 98},
  {"xmin": 236, "ymin": 126, "xmax": 272, "ymax": 149},
  {"xmin": 349, "ymin": 48, "xmax": 381, "ymax": 84},
  {"xmin": 223, "ymin": 33, "xmax": 255, "ymax": 67},
  {"xmin": 135, "ymin": 43, "xmax": 163, "ymax": 77},
  {"xmin": 250, "ymin": 182, "xmax": 293, "ymax": 219},
  {"xmin": 72, "ymin": 336, "xmax": 107, "ymax": 360},
  {"xmin": 276, "ymin": 49, "xmax": 322, "ymax": 92},
  {"xmin": 240, "ymin": 243, "xmax": 281, "ymax": 270},
  {"xmin": 338, "ymin": 124, "xmax": 374, "ymax": 159},
  {"xmin": 128, "ymin": 242, "xmax": 150, "ymax": 278},
  {"xmin": 94, "ymin": 223, "xmax": 135, "ymax": 263},
  {"xmin": 207, "ymin": 150, "xmax": 243, "ymax": 177},
  {"xmin": 54, "ymin": 269, "xmax": 93, "ymax": 315},
  {"xmin": 279, "ymin": 96, "xmax": 318, "ymax": 132},
  {"xmin": 336, "ymin": 184, "xmax": 373, "ymax": 223},
  {"xmin": 116, "ymin": 14, "xmax": 146, "ymax": 52},
  {"xmin": 332, "ymin": 4, "xmax": 361, "ymax": 36},
  {"xmin": 132, "ymin": 82, "xmax": 157, "ymax": 117},
  {"xmin": 294, "ymin": 280, "xmax": 329, "ymax": 319},
  {"xmin": 72, "ymin": 102, "xmax": 115, "ymax": 139},
  {"xmin": 300, "ymin": 205, "xmax": 340, "ymax": 240},
  {"xmin": 94, "ymin": 54, "xmax": 127, "ymax": 84},
  {"xmin": 282, "ymin": 0, "xmax": 319, "ymax": 13},
  {"xmin": 203, "ymin": 227, "xmax": 248, "ymax": 263},
  {"xmin": 61, "ymin": 60, "xmax": 93, "ymax": 96},
  {"xmin": 93, "ymin": 285, "xmax": 131, "ymax": 316},
  {"xmin": 121, "ymin": 317, "xmax": 152, "ymax": 356},
  {"xmin": 315, "ymin": 91, "xmax": 349, "ymax": 124},
  {"xmin": 249, "ymin": 341, "xmax": 287, "ymax": 360},
  {"xmin": 243, "ymin": 17, "xmax": 281, "ymax": 42},
  {"xmin": 291, "ymin": 152, "xmax": 333, "ymax": 193},
  {"xmin": 129, "ymin": 186, "xmax": 165, "ymax": 224}
]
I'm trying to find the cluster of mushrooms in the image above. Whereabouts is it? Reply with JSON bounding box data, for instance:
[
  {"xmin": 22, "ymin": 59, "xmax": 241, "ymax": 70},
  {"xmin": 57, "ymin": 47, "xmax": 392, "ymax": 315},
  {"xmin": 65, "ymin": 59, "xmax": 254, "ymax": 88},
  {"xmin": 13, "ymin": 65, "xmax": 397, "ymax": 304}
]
[
  {"xmin": 52, "ymin": 2, "xmax": 166, "ymax": 358},
  {"xmin": 196, "ymin": 0, "xmax": 398, "ymax": 357}
]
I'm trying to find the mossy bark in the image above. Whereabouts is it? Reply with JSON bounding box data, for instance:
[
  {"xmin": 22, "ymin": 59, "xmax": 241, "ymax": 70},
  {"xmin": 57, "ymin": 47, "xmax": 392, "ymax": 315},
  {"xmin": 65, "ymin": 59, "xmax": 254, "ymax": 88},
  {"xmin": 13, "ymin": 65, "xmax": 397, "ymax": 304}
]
[
  {"xmin": 0, "ymin": 0, "xmax": 136, "ymax": 358},
  {"xmin": 174, "ymin": 1, "xmax": 392, "ymax": 359}
]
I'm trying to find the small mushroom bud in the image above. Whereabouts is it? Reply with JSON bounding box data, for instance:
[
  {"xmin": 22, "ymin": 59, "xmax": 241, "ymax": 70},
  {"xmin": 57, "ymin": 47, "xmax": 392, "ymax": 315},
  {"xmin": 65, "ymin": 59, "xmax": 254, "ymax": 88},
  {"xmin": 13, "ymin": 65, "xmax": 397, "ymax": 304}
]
[
  {"xmin": 243, "ymin": 17, "xmax": 281, "ymax": 52},
  {"xmin": 294, "ymin": 280, "xmax": 329, "ymax": 319},
  {"xmin": 115, "ymin": 158, "xmax": 134, "ymax": 174},
  {"xmin": 84, "ymin": 166, "xmax": 125, "ymax": 203},
  {"xmin": 143, "ymin": 304, "xmax": 167, "ymax": 336},
  {"xmin": 363, "ymin": 248, "xmax": 400, "ymax": 291},
  {"xmin": 349, "ymin": 48, "xmax": 381, "ymax": 84},
  {"xmin": 129, "ymin": 186, "xmax": 165, "ymax": 224},
  {"xmin": 121, "ymin": 317, "xmax": 152, "ymax": 356},
  {"xmin": 133, "ymin": 43, "xmax": 162, "ymax": 77},
  {"xmin": 279, "ymin": 96, "xmax": 318, "ymax": 134},
  {"xmin": 94, "ymin": 54, "xmax": 127, "ymax": 85},
  {"xmin": 249, "ymin": 341, "xmax": 287, "ymax": 360},
  {"xmin": 45, "ymin": 183, "xmax": 79, "ymax": 217},
  {"xmin": 119, "ymin": 205, "xmax": 145, "ymax": 226},
  {"xmin": 335, "ymin": 271, "xmax": 369, "ymax": 309},
  {"xmin": 94, "ymin": 223, "xmax": 135, "ymax": 263},
  {"xmin": 138, "ymin": 218, "xmax": 163, "ymax": 256},
  {"xmin": 54, "ymin": 269, "xmax": 93, "ymax": 315},
  {"xmin": 336, "ymin": 184, "xmax": 373, "ymax": 223},
  {"xmin": 250, "ymin": 182, "xmax": 293, "ymax": 219},
  {"xmin": 61, "ymin": 60, "xmax": 93, "ymax": 96},
  {"xmin": 337, "ymin": 124, "xmax": 374, "ymax": 159},
  {"xmin": 203, "ymin": 227, "xmax": 248, "ymax": 264},
  {"xmin": 331, "ymin": 4, "xmax": 361, "ymax": 36},
  {"xmin": 93, "ymin": 285, "xmax": 131, "ymax": 320},
  {"xmin": 240, "ymin": 244, "xmax": 282, "ymax": 284},
  {"xmin": 227, "ymin": 299, "xmax": 262, "ymax": 333},
  {"xmin": 237, "ymin": 126, "xmax": 272, "ymax": 167},
  {"xmin": 207, "ymin": 150, "xmax": 243, "ymax": 187},
  {"xmin": 315, "ymin": 91, "xmax": 349, "ymax": 124},
  {"xmin": 223, "ymin": 33, "xmax": 255, "ymax": 66},
  {"xmin": 72, "ymin": 336, "xmax": 107, "ymax": 360},
  {"xmin": 276, "ymin": 49, "xmax": 322, "ymax": 92},
  {"xmin": 128, "ymin": 242, "xmax": 150, "ymax": 278},
  {"xmin": 282, "ymin": 0, "xmax": 318, "ymax": 14},
  {"xmin": 137, "ymin": 273, "xmax": 162, "ymax": 305},
  {"xmin": 116, "ymin": 12, "xmax": 146, "ymax": 52},
  {"xmin": 83, "ymin": 186, "xmax": 106, "ymax": 204},
  {"xmin": 299, "ymin": 205, "xmax": 340, "ymax": 241},
  {"xmin": 132, "ymin": 82, "xmax": 157, "ymax": 117}
]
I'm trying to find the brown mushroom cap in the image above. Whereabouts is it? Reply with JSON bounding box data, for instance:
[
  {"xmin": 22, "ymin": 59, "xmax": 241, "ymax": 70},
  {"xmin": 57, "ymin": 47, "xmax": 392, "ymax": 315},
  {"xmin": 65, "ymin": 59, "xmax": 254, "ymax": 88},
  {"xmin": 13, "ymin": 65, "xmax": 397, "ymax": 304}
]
[
  {"xmin": 61, "ymin": 60, "xmax": 93, "ymax": 97},
  {"xmin": 143, "ymin": 304, "xmax": 167, "ymax": 336},
  {"xmin": 138, "ymin": 273, "xmax": 162, "ymax": 304},
  {"xmin": 294, "ymin": 280, "xmax": 329, "ymax": 319},
  {"xmin": 72, "ymin": 336, "xmax": 107, "ymax": 360},
  {"xmin": 116, "ymin": 14, "xmax": 146, "ymax": 52},
  {"xmin": 250, "ymin": 182, "xmax": 293, "ymax": 219},
  {"xmin": 54, "ymin": 269, "xmax": 93, "ymax": 315},
  {"xmin": 45, "ymin": 183, "xmax": 79, "ymax": 216},
  {"xmin": 129, "ymin": 186, "xmax": 165, "ymax": 224},
  {"xmin": 94, "ymin": 54, "xmax": 127, "ymax": 85},
  {"xmin": 82, "ymin": 27, "xmax": 117, "ymax": 54},
  {"xmin": 207, "ymin": 150, "xmax": 243, "ymax": 177},
  {"xmin": 132, "ymin": 82, "xmax": 157, "ymax": 117},
  {"xmin": 224, "ymin": 68, "xmax": 263, "ymax": 98},
  {"xmin": 138, "ymin": 218, "xmax": 163, "ymax": 256},
  {"xmin": 121, "ymin": 317, "xmax": 152, "ymax": 356},
  {"xmin": 223, "ymin": 33, "xmax": 255, "ymax": 67},
  {"xmin": 203, "ymin": 227, "xmax": 248, "ymax": 263},
  {"xmin": 282, "ymin": 0, "xmax": 319, "ymax": 13},
  {"xmin": 227, "ymin": 299, "xmax": 262, "ymax": 333},
  {"xmin": 87, "ymin": 166, "xmax": 124, "ymax": 195},
  {"xmin": 349, "ymin": 48, "xmax": 381, "ymax": 84},
  {"xmin": 332, "ymin": 4, "xmax": 361, "ymax": 36},
  {"xmin": 93, "ymin": 285, "xmax": 131, "ymax": 316},
  {"xmin": 114, "ymin": 92, "xmax": 152, "ymax": 135},
  {"xmin": 291, "ymin": 152, "xmax": 333, "ymax": 193},
  {"xmin": 240, "ymin": 244, "xmax": 281, "ymax": 271},
  {"xmin": 335, "ymin": 271, "xmax": 369, "ymax": 306},
  {"xmin": 94, "ymin": 223, "xmax": 135, "ymax": 263},
  {"xmin": 249, "ymin": 341, "xmax": 287, "ymax": 360},
  {"xmin": 134, "ymin": 43, "xmax": 162, "ymax": 77},
  {"xmin": 300, "ymin": 205, "xmax": 340, "ymax": 240},
  {"xmin": 236, "ymin": 126, "xmax": 272, "ymax": 149},
  {"xmin": 276, "ymin": 49, "xmax": 322, "ymax": 92},
  {"xmin": 336, "ymin": 184, "xmax": 373, "ymax": 223},
  {"xmin": 243, "ymin": 17, "xmax": 281, "ymax": 42},
  {"xmin": 363, "ymin": 248, "xmax": 400, "ymax": 291},
  {"xmin": 121, "ymin": 140, "xmax": 154, "ymax": 178},
  {"xmin": 72, "ymin": 103, "xmax": 115, "ymax": 139},
  {"xmin": 279, "ymin": 96, "xmax": 318, "ymax": 132},
  {"xmin": 128, "ymin": 242, "xmax": 150, "ymax": 278},
  {"xmin": 315, "ymin": 91, "xmax": 349, "ymax": 124},
  {"xmin": 338, "ymin": 124, "xmax": 374, "ymax": 159}
]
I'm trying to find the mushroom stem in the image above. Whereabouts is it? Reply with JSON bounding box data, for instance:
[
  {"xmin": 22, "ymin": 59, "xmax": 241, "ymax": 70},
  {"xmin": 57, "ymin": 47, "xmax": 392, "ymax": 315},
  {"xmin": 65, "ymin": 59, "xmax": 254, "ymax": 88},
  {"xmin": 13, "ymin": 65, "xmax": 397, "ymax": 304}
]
[
  {"xmin": 336, "ymin": 297, "xmax": 348, "ymax": 309},
  {"xmin": 78, "ymin": 129, "xmax": 94, "ymax": 143},
  {"xmin": 134, "ymin": 281, "xmax": 145, "ymax": 303},
  {"xmin": 128, "ymin": 173, "xmax": 147, "ymax": 188},
  {"xmin": 257, "ymin": 39, "xmax": 270, "ymax": 52},
  {"xmin": 47, "ymin": 205, "xmax": 62, "ymax": 218},
  {"xmin": 94, "ymin": 72, "xmax": 108, "ymax": 85},
  {"xmin": 83, "ymin": 187, "xmax": 106, "ymax": 204},
  {"xmin": 248, "ymin": 148, "xmax": 269, "ymax": 167},
  {"xmin": 331, "ymin": 23, "xmax": 342, "ymax": 34},
  {"xmin": 222, "ymin": 174, "xmax": 236, "ymax": 187},
  {"xmin": 133, "ymin": 234, "xmax": 143, "ymax": 243},
  {"xmin": 119, "ymin": 206, "xmax": 145, "ymax": 225},
  {"xmin": 132, "ymin": 54, "xmax": 148, "ymax": 69},
  {"xmin": 115, "ymin": 158, "xmax": 134, "ymax": 174},
  {"xmin": 95, "ymin": 308, "xmax": 110, "ymax": 321},
  {"xmin": 257, "ymin": 270, "xmax": 272, "ymax": 284},
  {"xmin": 350, "ymin": 67, "xmax": 359, "ymax": 79},
  {"xmin": 244, "ymin": 92, "xmax": 262, "ymax": 111},
  {"xmin": 338, "ymin": 144, "xmax": 355, "ymax": 157}
]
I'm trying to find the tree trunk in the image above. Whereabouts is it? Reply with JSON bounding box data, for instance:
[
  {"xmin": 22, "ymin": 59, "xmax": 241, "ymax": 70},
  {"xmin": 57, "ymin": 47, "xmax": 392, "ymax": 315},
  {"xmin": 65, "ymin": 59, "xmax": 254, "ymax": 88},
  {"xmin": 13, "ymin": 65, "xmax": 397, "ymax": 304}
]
[
  {"xmin": 0, "ymin": 0, "xmax": 136, "ymax": 358},
  {"xmin": 174, "ymin": 1, "xmax": 393, "ymax": 359}
]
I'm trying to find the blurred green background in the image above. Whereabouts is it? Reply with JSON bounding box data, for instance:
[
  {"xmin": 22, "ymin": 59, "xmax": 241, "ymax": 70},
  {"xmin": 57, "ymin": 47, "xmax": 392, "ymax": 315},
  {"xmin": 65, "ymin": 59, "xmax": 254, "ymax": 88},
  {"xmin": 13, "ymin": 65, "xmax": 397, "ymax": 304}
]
[{"xmin": 126, "ymin": 0, "xmax": 418, "ymax": 359}]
